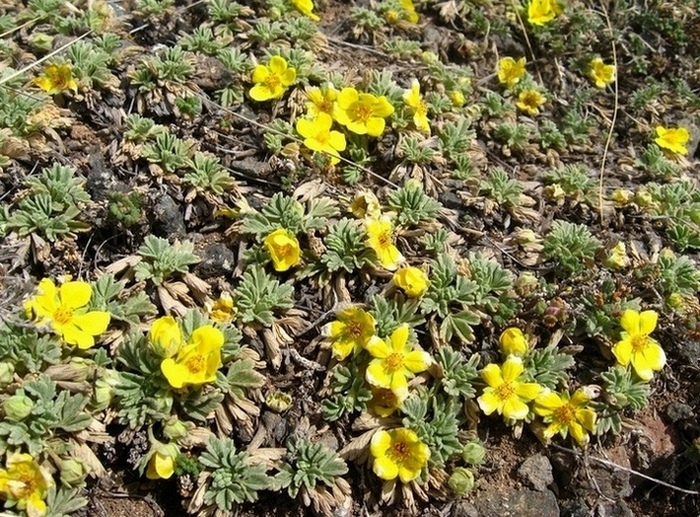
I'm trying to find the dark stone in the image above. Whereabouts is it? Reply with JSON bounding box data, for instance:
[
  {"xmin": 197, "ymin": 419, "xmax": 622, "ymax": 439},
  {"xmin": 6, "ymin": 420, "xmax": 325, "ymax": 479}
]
[
  {"xmin": 517, "ymin": 454, "xmax": 554, "ymax": 491},
  {"xmin": 595, "ymin": 500, "xmax": 634, "ymax": 517},
  {"xmin": 438, "ymin": 189, "xmax": 463, "ymax": 211},
  {"xmin": 559, "ymin": 499, "xmax": 590, "ymax": 517},
  {"xmin": 261, "ymin": 411, "xmax": 287, "ymax": 446},
  {"xmin": 152, "ymin": 193, "xmax": 186, "ymax": 237},
  {"xmin": 86, "ymin": 148, "xmax": 115, "ymax": 202},
  {"xmin": 450, "ymin": 500, "xmax": 478, "ymax": 517},
  {"xmin": 666, "ymin": 401, "xmax": 694, "ymax": 423},
  {"xmin": 195, "ymin": 242, "xmax": 235, "ymax": 278},
  {"xmin": 475, "ymin": 487, "xmax": 559, "ymax": 517}
]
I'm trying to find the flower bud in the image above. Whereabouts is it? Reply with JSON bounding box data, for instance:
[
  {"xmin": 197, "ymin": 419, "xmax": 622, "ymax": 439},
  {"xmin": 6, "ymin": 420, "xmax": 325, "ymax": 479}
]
[
  {"xmin": 4, "ymin": 393, "xmax": 34, "ymax": 421},
  {"xmin": 60, "ymin": 458, "xmax": 88, "ymax": 486},
  {"xmin": 29, "ymin": 33, "xmax": 54, "ymax": 53},
  {"xmin": 605, "ymin": 242, "xmax": 630, "ymax": 269},
  {"xmin": 499, "ymin": 328, "xmax": 529, "ymax": 357},
  {"xmin": 91, "ymin": 369, "xmax": 118, "ymax": 411},
  {"xmin": 448, "ymin": 468, "xmax": 476, "ymax": 495},
  {"xmin": 514, "ymin": 272, "xmax": 539, "ymax": 296},
  {"xmin": 0, "ymin": 362, "xmax": 14, "ymax": 385},
  {"xmin": 266, "ymin": 391, "xmax": 292, "ymax": 413},
  {"xmin": 462, "ymin": 441, "xmax": 487, "ymax": 465},
  {"xmin": 163, "ymin": 417, "xmax": 191, "ymax": 441},
  {"xmin": 666, "ymin": 292, "xmax": 685, "ymax": 311},
  {"xmin": 635, "ymin": 189, "xmax": 653, "ymax": 207},
  {"xmin": 149, "ymin": 316, "xmax": 183, "ymax": 358}
]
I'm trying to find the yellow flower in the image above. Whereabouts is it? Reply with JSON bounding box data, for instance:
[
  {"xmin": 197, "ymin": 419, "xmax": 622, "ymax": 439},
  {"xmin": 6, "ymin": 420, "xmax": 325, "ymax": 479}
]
[
  {"xmin": 654, "ymin": 126, "xmax": 690, "ymax": 155},
  {"xmin": 208, "ymin": 293, "xmax": 236, "ymax": 323},
  {"xmin": 0, "ymin": 453, "xmax": 53, "ymax": 517},
  {"xmin": 24, "ymin": 278, "xmax": 111, "ymax": 349},
  {"xmin": 290, "ymin": 0, "xmax": 320, "ymax": 21},
  {"xmin": 149, "ymin": 315, "xmax": 184, "ymax": 358},
  {"xmin": 323, "ymin": 306, "xmax": 376, "ymax": 360},
  {"xmin": 403, "ymin": 79, "xmax": 430, "ymax": 135},
  {"xmin": 477, "ymin": 356, "xmax": 542, "ymax": 421},
  {"xmin": 448, "ymin": 90, "xmax": 465, "ymax": 107},
  {"xmin": 305, "ymin": 85, "xmax": 337, "ymax": 118},
  {"xmin": 499, "ymin": 327, "xmax": 529, "ymax": 357},
  {"xmin": 534, "ymin": 389, "xmax": 597, "ymax": 447},
  {"xmin": 264, "ymin": 228, "xmax": 301, "ymax": 272},
  {"xmin": 349, "ymin": 191, "xmax": 381, "ymax": 219},
  {"xmin": 610, "ymin": 189, "xmax": 634, "ymax": 206},
  {"xmin": 393, "ymin": 266, "xmax": 429, "ymax": 298},
  {"xmin": 35, "ymin": 63, "xmax": 78, "ymax": 95},
  {"xmin": 611, "ymin": 309, "xmax": 666, "ymax": 381},
  {"xmin": 161, "ymin": 325, "xmax": 224, "ymax": 389},
  {"xmin": 516, "ymin": 88, "xmax": 547, "ymax": 115},
  {"xmin": 368, "ymin": 386, "xmax": 404, "ymax": 417},
  {"xmin": 589, "ymin": 58, "xmax": 615, "ymax": 88},
  {"xmin": 334, "ymin": 87, "xmax": 395, "ymax": 137},
  {"xmin": 146, "ymin": 443, "xmax": 179, "ymax": 480},
  {"xmin": 296, "ymin": 112, "xmax": 347, "ymax": 165},
  {"xmin": 497, "ymin": 57, "xmax": 526, "ymax": 89},
  {"xmin": 605, "ymin": 241, "xmax": 630, "ymax": 269},
  {"xmin": 365, "ymin": 324, "xmax": 432, "ymax": 399},
  {"xmin": 370, "ymin": 428, "xmax": 429, "ymax": 482},
  {"xmin": 527, "ymin": 0, "xmax": 559, "ymax": 25},
  {"xmin": 365, "ymin": 217, "xmax": 404, "ymax": 270},
  {"xmin": 249, "ymin": 56, "xmax": 296, "ymax": 102}
]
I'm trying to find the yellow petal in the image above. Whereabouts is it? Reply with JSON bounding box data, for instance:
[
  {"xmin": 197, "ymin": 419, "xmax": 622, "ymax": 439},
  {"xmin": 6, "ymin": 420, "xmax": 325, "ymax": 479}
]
[
  {"xmin": 620, "ymin": 309, "xmax": 640, "ymax": 335},
  {"xmin": 501, "ymin": 356, "xmax": 524, "ymax": 382},
  {"xmin": 390, "ymin": 372, "xmax": 409, "ymax": 398},
  {"xmin": 251, "ymin": 64, "xmax": 270, "ymax": 83},
  {"xmin": 477, "ymin": 391, "xmax": 501, "ymax": 415},
  {"xmin": 370, "ymin": 429, "xmax": 392, "ymax": 456},
  {"xmin": 190, "ymin": 325, "xmax": 224, "ymax": 352},
  {"xmin": 397, "ymin": 463, "xmax": 421, "ymax": 483},
  {"xmin": 502, "ymin": 396, "xmax": 530, "ymax": 420},
  {"xmin": 365, "ymin": 336, "xmax": 391, "ymax": 358},
  {"xmin": 480, "ymin": 363, "xmax": 503, "ymax": 388},
  {"xmin": 373, "ymin": 96, "xmax": 395, "ymax": 117},
  {"xmin": 569, "ymin": 421, "xmax": 589, "ymax": 447},
  {"xmin": 328, "ymin": 130, "xmax": 346, "ymax": 152},
  {"xmin": 59, "ymin": 281, "xmax": 92, "ymax": 309},
  {"xmin": 403, "ymin": 350, "xmax": 431, "ymax": 373},
  {"xmin": 515, "ymin": 382, "xmax": 542, "ymax": 401},
  {"xmin": 71, "ymin": 311, "xmax": 111, "ymax": 336},
  {"xmin": 373, "ymin": 455, "xmax": 399, "ymax": 481},
  {"xmin": 249, "ymin": 84, "xmax": 272, "ymax": 102},
  {"xmin": 62, "ymin": 324, "xmax": 95, "ymax": 349},
  {"xmin": 161, "ymin": 359, "xmax": 188, "ymax": 389},
  {"xmin": 296, "ymin": 117, "xmax": 314, "ymax": 139},
  {"xmin": 366, "ymin": 360, "xmax": 392, "ymax": 388},
  {"xmin": 337, "ymin": 87, "xmax": 358, "ymax": 109},
  {"xmin": 331, "ymin": 339, "xmax": 354, "ymax": 360},
  {"xmin": 641, "ymin": 341, "xmax": 666, "ymax": 370},
  {"xmin": 365, "ymin": 117, "xmax": 386, "ymax": 137},
  {"xmin": 534, "ymin": 391, "xmax": 562, "ymax": 414},
  {"xmin": 281, "ymin": 67, "xmax": 297, "ymax": 86},
  {"xmin": 268, "ymin": 56, "xmax": 287, "ymax": 75},
  {"xmin": 638, "ymin": 310, "xmax": 658, "ymax": 335},
  {"xmin": 389, "ymin": 325, "xmax": 410, "ymax": 352},
  {"xmin": 612, "ymin": 339, "xmax": 632, "ymax": 366},
  {"xmin": 576, "ymin": 408, "xmax": 597, "ymax": 432},
  {"xmin": 26, "ymin": 493, "xmax": 47, "ymax": 517}
]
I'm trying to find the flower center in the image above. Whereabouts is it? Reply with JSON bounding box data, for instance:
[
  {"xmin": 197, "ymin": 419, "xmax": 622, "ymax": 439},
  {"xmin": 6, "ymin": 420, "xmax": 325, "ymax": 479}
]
[
  {"xmin": 14, "ymin": 465, "xmax": 38, "ymax": 498},
  {"xmin": 378, "ymin": 231, "xmax": 392, "ymax": 247},
  {"xmin": 185, "ymin": 354, "xmax": 205, "ymax": 374},
  {"xmin": 53, "ymin": 306, "xmax": 74, "ymax": 325},
  {"xmin": 495, "ymin": 381, "xmax": 516, "ymax": 400},
  {"xmin": 631, "ymin": 335, "xmax": 647, "ymax": 352},
  {"xmin": 523, "ymin": 92, "xmax": 539, "ymax": 108},
  {"xmin": 388, "ymin": 441, "xmax": 410, "ymax": 463},
  {"xmin": 314, "ymin": 130, "xmax": 330, "ymax": 145},
  {"xmin": 385, "ymin": 352, "xmax": 404, "ymax": 372},
  {"xmin": 553, "ymin": 403, "xmax": 576, "ymax": 425},
  {"xmin": 265, "ymin": 74, "xmax": 281, "ymax": 91},
  {"xmin": 346, "ymin": 320, "xmax": 363, "ymax": 338},
  {"xmin": 351, "ymin": 102, "xmax": 373, "ymax": 122}
]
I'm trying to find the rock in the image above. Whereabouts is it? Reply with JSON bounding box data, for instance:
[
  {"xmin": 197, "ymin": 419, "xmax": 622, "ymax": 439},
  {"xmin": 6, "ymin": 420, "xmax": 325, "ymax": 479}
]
[
  {"xmin": 86, "ymin": 148, "xmax": 115, "ymax": 202},
  {"xmin": 450, "ymin": 500, "xmax": 478, "ymax": 517},
  {"xmin": 559, "ymin": 499, "xmax": 590, "ymax": 517},
  {"xmin": 475, "ymin": 487, "xmax": 559, "ymax": 517},
  {"xmin": 594, "ymin": 500, "xmax": 633, "ymax": 517},
  {"xmin": 152, "ymin": 193, "xmax": 186, "ymax": 237},
  {"xmin": 195, "ymin": 242, "xmax": 235, "ymax": 278},
  {"xmin": 517, "ymin": 454, "xmax": 554, "ymax": 491},
  {"xmin": 665, "ymin": 401, "xmax": 693, "ymax": 423},
  {"xmin": 630, "ymin": 409, "xmax": 680, "ymax": 476},
  {"xmin": 587, "ymin": 445, "xmax": 633, "ymax": 499}
]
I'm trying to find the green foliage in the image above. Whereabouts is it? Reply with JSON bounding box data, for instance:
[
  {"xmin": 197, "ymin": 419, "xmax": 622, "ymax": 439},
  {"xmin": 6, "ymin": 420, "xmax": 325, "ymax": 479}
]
[
  {"xmin": 107, "ymin": 191, "xmax": 145, "ymax": 227},
  {"xmin": 241, "ymin": 192, "xmax": 338, "ymax": 237},
  {"xmin": 543, "ymin": 220, "xmax": 601, "ymax": 276},
  {"xmin": 0, "ymin": 84, "xmax": 47, "ymax": 136},
  {"xmin": 274, "ymin": 437, "xmax": 348, "ymax": 498},
  {"xmin": 594, "ymin": 366, "xmax": 650, "ymax": 435},
  {"xmin": 183, "ymin": 152, "xmax": 236, "ymax": 195},
  {"xmin": 434, "ymin": 348, "xmax": 479, "ymax": 400},
  {"xmin": 130, "ymin": 46, "xmax": 193, "ymax": 91},
  {"xmin": 124, "ymin": 114, "xmax": 167, "ymax": 142},
  {"xmin": 494, "ymin": 122, "xmax": 530, "ymax": 150},
  {"xmin": 652, "ymin": 251, "xmax": 700, "ymax": 296},
  {"xmin": 537, "ymin": 119, "xmax": 566, "ymax": 150},
  {"xmin": 439, "ymin": 117, "xmax": 475, "ymax": 161},
  {"xmin": 387, "ymin": 180, "xmax": 442, "ymax": 226},
  {"xmin": 143, "ymin": 132, "xmax": 192, "ymax": 173},
  {"xmin": 318, "ymin": 218, "xmax": 373, "ymax": 274},
  {"xmin": 135, "ymin": 236, "xmax": 200, "ymax": 285},
  {"xmin": 208, "ymin": 0, "xmax": 252, "ymax": 26},
  {"xmin": 420, "ymin": 254, "xmax": 480, "ymax": 343},
  {"xmin": 233, "ymin": 266, "xmax": 294, "ymax": 326},
  {"xmin": 67, "ymin": 40, "xmax": 114, "ymax": 88},
  {"xmin": 44, "ymin": 485, "xmax": 88, "ymax": 517},
  {"xmin": 0, "ymin": 323, "xmax": 62, "ymax": 374},
  {"xmin": 371, "ymin": 295, "xmax": 424, "ymax": 339},
  {"xmin": 647, "ymin": 179, "xmax": 700, "ymax": 251},
  {"xmin": 88, "ymin": 274, "xmax": 157, "ymax": 326},
  {"xmin": 199, "ymin": 437, "xmax": 270, "ymax": 510},
  {"xmin": 636, "ymin": 144, "xmax": 681, "ymax": 179},
  {"xmin": 321, "ymin": 362, "xmax": 372, "ymax": 421},
  {"xmin": 479, "ymin": 167, "xmax": 523, "ymax": 207},
  {"xmin": 575, "ymin": 276, "xmax": 639, "ymax": 337},
  {"xmin": 560, "ymin": 108, "xmax": 594, "ymax": 144},
  {"xmin": 0, "ymin": 376, "xmax": 91, "ymax": 456},
  {"xmin": 25, "ymin": 164, "xmax": 91, "ymax": 209},
  {"xmin": 5, "ymin": 194, "xmax": 88, "ymax": 241},
  {"xmin": 402, "ymin": 391, "xmax": 463, "ymax": 468},
  {"xmin": 179, "ymin": 26, "xmax": 230, "ymax": 56},
  {"xmin": 524, "ymin": 345, "xmax": 575, "ymax": 390},
  {"xmin": 223, "ymin": 359, "xmax": 266, "ymax": 399},
  {"xmin": 542, "ymin": 164, "xmax": 595, "ymax": 200}
]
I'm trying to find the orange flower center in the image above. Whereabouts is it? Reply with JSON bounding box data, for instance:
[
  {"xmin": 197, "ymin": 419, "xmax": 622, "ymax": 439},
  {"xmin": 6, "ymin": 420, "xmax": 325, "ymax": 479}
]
[
  {"xmin": 265, "ymin": 73, "xmax": 281, "ymax": 91},
  {"xmin": 350, "ymin": 101, "xmax": 373, "ymax": 122},
  {"xmin": 346, "ymin": 320, "xmax": 363, "ymax": 338},
  {"xmin": 495, "ymin": 381, "xmax": 515, "ymax": 400},
  {"xmin": 553, "ymin": 403, "xmax": 576, "ymax": 425},
  {"xmin": 13, "ymin": 465, "xmax": 38, "ymax": 498},
  {"xmin": 522, "ymin": 92, "xmax": 540, "ymax": 109},
  {"xmin": 385, "ymin": 352, "xmax": 404, "ymax": 372},
  {"xmin": 377, "ymin": 230, "xmax": 392, "ymax": 248},
  {"xmin": 631, "ymin": 335, "xmax": 648, "ymax": 352},
  {"xmin": 53, "ymin": 306, "xmax": 74, "ymax": 325},
  {"xmin": 185, "ymin": 354, "xmax": 205, "ymax": 374},
  {"xmin": 314, "ymin": 130, "xmax": 330, "ymax": 145},
  {"xmin": 388, "ymin": 441, "xmax": 410, "ymax": 463}
]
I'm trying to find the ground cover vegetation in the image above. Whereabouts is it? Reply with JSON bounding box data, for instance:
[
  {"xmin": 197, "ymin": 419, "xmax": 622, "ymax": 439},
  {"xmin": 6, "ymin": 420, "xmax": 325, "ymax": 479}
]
[{"xmin": 0, "ymin": 0, "xmax": 698, "ymax": 515}]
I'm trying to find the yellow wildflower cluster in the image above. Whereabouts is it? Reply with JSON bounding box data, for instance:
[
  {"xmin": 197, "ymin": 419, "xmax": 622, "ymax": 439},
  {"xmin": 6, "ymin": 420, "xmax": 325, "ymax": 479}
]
[
  {"xmin": 148, "ymin": 316, "xmax": 224, "ymax": 389},
  {"xmin": 393, "ymin": 266, "xmax": 429, "ymax": 298},
  {"xmin": 654, "ymin": 125, "xmax": 690, "ymax": 155},
  {"xmin": 365, "ymin": 216, "xmax": 404, "ymax": 270},
  {"xmin": 478, "ymin": 356, "xmax": 542, "ymax": 421},
  {"xmin": 527, "ymin": 0, "xmax": 562, "ymax": 26},
  {"xmin": 403, "ymin": 80, "xmax": 431, "ymax": 135},
  {"xmin": 290, "ymin": 0, "xmax": 320, "ymax": 21},
  {"xmin": 589, "ymin": 58, "xmax": 616, "ymax": 88},
  {"xmin": 370, "ymin": 427, "xmax": 430, "ymax": 482},
  {"xmin": 612, "ymin": 309, "xmax": 666, "ymax": 381},
  {"xmin": 384, "ymin": 0, "xmax": 419, "ymax": 25},
  {"xmin": 264, "ymin": 228, "xmax": 302, "ymax": 271},
  {"xmin": 35, "ymin": 63, "xmax": 78, "ymax": 95},
  {"xmin": 24, "ymin": 278, "xmax": 111, "ymax": 349},
  {"xmin": 534, "ymin": 388, "xmax": 597, "ymax": 447},
  {"xmin": 497, "ymin": 57, "xmax": 527, "ymax": 90},
  {"xmin": 249, "ymin": 56, "xmax": 297, "ymax": 102}
]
